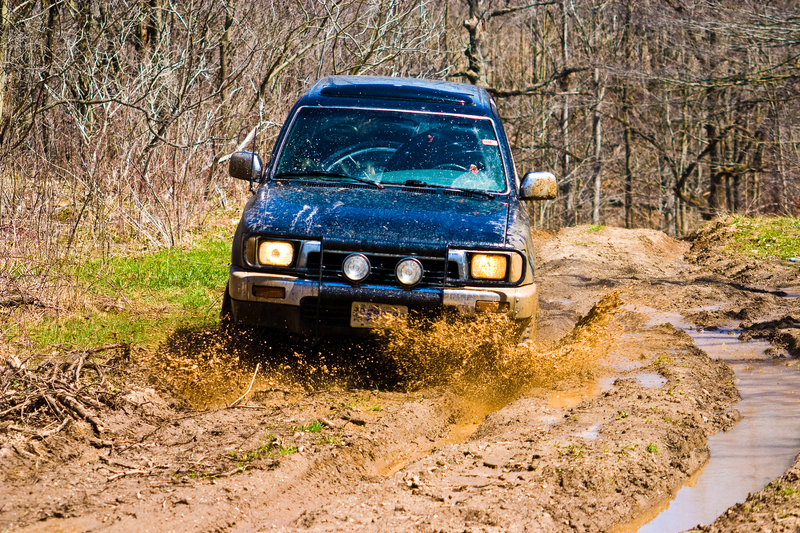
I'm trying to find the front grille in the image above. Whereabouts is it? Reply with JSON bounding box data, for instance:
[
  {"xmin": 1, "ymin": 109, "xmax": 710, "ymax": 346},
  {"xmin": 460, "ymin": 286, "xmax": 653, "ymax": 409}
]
[{"xmin": 306, "ymin": 251, "xmax": 458, "ymax": 288}]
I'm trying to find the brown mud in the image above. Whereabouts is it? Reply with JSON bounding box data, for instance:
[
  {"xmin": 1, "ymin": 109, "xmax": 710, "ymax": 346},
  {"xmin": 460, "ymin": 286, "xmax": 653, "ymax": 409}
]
[{"xmin": 2, "ymin": 222, "xmax": 800, "ymax": 532}]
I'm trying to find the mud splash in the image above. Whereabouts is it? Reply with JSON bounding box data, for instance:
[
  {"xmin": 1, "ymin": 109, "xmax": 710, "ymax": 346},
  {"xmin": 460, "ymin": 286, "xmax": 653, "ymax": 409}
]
[
  {"xmin": 143, "ymin": 293, "xmax": 624, "ymax": 425},
  {"xmin": 369, "ymin": 291, "xmax": 626, "ymax": 475},
  {"xmin": 142, "ymin": 326, "xmax": 399, "ymax": 409},
  {"xmin": 139, "ymin": 326, "xmax": 280, "ymax": 408},
  {"xmin": 376, "ymin": 292, "xmax": 624, "ymax": 401}
]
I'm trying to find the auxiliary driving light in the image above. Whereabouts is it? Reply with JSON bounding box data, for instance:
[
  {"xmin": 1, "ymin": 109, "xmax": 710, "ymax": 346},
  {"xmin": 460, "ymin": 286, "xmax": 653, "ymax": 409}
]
[
  {"xmin": 342, "ymin": 253, "xmax": 371, "ymax": 282},
  {"xmin": 395, "ymin": 257, "xmax": 423, "ymax": 286},
  {"xmin": 470, "ymin": 253, "xmax": 508, "ymax": 280},
  {"xmin": 257, "ymin": 240, "xmax": 294, "ymax": 266}
]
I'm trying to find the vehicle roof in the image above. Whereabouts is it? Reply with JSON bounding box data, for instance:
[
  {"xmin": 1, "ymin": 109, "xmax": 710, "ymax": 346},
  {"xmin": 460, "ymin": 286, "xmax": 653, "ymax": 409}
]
[{"xmin": 300, "ymin": 75, "xmax": 494, "ymax": 115}]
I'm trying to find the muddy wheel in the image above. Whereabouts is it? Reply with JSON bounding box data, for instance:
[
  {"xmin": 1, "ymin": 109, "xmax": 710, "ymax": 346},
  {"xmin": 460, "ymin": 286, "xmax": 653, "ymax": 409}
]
[{"xmin": 514, "ymin": 315, "xmax": 536, "ymax": 343}]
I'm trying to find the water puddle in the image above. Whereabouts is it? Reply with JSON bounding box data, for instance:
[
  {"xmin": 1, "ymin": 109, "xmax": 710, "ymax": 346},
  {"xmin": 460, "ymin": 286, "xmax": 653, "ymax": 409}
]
[
  {"xmin": 576, "ymin": 422, "xmax": 602, "ymax": 440},
  {"xmin": 550, "ymin": 373, "xmax": 664, "ymax": 442},
  {"xmin": 546, "ymin": 371, "xmax": 665, "ymax": 410},
  {"xmin": 546, "ymin": 377, "xmax": 616, "ymax": 408},
  {"xmin": 625, "ymin": 305, "xmax": 800, "ymax": 533},
  {"xmin": 777, "ymin": 286, "xmax": 800, "ymax": 298},
  {"xmin": 633, "ymin": 372, "xmax": 667, "ymax": 388},
  {"xmin": 611, "ymin": 466, "xmax": 707, "ymax": 533}
]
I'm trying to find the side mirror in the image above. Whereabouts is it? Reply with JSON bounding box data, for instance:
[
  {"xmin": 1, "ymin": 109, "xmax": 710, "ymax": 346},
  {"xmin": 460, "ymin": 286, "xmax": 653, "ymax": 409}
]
[
  {"xmin": 229, "ymin": 151, "xmax": 263, "ymax": 182},
  {"xmin": 520, "ymin": 171, "xmax": 557, "ymax": 200}
]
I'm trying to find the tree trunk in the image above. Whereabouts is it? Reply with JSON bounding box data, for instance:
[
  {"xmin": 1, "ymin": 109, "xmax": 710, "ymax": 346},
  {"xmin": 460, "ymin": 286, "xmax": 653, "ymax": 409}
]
[
  {"xmin": 560, "ymin": 0, "xmax": 573, "ymax": 225},
  {"xmin": 731, "ymin": 135, "xmax": 747, "ymax": 213},
  {"xmin": 463, "ymin": 0, "xmax": 487, "ymax": 86},
  {"xmin": 0, "ymin": 0, "xmax": 8, "ymax": 130},
  {"xmin": 75, "ymin": 0, "xmax": 93, "ymax": 127},
  {"xmin": 137, "ymin": 0, "xmax": 162, "ymax": 51},
  {"xmin": 622, "ymin": 1, "xmax": 633, "ymax": 229},
  {"xmin": 706, "ymin": 123, "xmax": 723, "ymax": 217},
  {"xmin": 147, "ymin": 0, "xmax": 162, "ymax": 48},
  {"xmin": 751, "ymin": 130, "xmax": 764, "ymax": 213},
  {"xmin": 219, "ymin": 2, "xmax": 233, "ymax": 101},
  {"xmin": 592, "ymin": 67, "xmax": 603, "ymax": 225},
  {"xmin": 40, "ymin": 0, "xmax": 60, "ymax": 155},
  {"xmin": 623, "ymin": 85, "xmax": 633, "ymax": 229},
  {"xmin": 775, "ymin": 110, "xmax": 789, "ymax": 215}
]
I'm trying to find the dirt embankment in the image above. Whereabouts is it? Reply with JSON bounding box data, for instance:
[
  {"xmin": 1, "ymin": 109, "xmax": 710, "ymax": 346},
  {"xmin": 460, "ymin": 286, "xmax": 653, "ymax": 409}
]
[{"xmin": 2, "ymin": 223, "xmax": 799, "ymax": 533}]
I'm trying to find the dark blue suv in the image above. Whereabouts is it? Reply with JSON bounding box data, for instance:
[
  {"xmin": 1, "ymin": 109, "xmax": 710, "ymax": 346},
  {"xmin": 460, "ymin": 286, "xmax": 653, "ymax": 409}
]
[{"xmin": 223, "ymin": 76, "xmax": 556, "ymax": 338}]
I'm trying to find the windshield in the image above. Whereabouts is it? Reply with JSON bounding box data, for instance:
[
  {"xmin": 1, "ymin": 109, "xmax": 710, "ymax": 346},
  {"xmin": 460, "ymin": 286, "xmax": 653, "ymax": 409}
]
[{"xmin": 274, "ymin": 107, "xmax": 508, "ymax": 193}]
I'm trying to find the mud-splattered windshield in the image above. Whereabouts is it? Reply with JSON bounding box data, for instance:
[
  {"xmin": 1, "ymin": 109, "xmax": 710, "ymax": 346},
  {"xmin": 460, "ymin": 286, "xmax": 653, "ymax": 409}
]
[{"xmin": 274, "ymin": 107, "xmax": 507, "ymax": 193}]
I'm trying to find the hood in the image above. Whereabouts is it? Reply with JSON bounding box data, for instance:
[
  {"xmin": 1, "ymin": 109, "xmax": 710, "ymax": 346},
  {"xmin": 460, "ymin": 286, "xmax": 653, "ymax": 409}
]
[{"xmin": 242, "ymin": 182, "xmax": 509, "ymax": 249}]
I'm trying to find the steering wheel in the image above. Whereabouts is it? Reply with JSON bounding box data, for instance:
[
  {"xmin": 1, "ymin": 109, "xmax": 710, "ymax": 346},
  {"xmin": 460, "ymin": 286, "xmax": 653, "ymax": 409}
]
[
  {"xmin": 322, "ymin": 142, "xmax": 401, "ymax": 177},
  {"xmin": 434, "ymin": 163, "xmax": 469, "ymax": 172},
  {"xmin": 431, "ymin": 149, "xmax": 485, "ymax": 173}
]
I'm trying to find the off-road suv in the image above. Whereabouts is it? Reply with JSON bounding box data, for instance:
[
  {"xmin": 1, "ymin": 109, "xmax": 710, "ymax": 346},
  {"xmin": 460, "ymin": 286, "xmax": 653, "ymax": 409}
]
[{"xmin": 223, "ymin": 75, "xmax": 556, "ymax": 338}]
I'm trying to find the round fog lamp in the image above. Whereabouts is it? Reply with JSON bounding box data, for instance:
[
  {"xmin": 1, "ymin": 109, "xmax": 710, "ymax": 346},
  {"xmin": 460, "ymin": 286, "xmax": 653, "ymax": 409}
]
[
  {"xmin": 342, "ymin": 253, "xmax": 371, "ymax": 282},
  {"xmin": 395, "ymin": 257, "xmax": 423, "ymax": 286}
]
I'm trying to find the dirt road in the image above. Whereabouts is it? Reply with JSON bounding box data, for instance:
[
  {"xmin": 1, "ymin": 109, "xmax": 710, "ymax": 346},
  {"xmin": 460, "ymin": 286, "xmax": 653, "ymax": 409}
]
[{"xmin": 2, "ymin": 222, "xmax": 799, "ymax": 532}]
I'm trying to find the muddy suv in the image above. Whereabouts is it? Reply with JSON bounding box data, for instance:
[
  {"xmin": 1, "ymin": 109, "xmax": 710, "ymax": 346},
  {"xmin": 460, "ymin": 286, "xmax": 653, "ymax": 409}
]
[{"xmin": 222, "ymin": 75, "xmax": 556, "ymax": 338}]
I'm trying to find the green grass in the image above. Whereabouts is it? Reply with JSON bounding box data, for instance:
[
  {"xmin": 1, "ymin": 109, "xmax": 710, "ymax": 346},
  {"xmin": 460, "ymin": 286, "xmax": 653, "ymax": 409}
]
[
  {"xmin": 318, "ymin": 434, "xmax": 342, "ymax": 445},
  {"xmin": 292, "ymin": 421, "xmax": 324, "ymax": 433},
  {"xmin": 84, "ymin": 237, "xmax": 229, "ymax": 305},
  {"xmin": 227, "ymin": 436, "xmax": 298, "ymax": 464},
  {"xmin": 729, "ymin": 215, "xmax": 800, "ymax": 260},
  {"xmin": 653, "ymin": 355, "xmax": 671, "ymax": 365},
  {"xmin": 22, "ymin": 236, "xmax": 230, "ymax": 350}
]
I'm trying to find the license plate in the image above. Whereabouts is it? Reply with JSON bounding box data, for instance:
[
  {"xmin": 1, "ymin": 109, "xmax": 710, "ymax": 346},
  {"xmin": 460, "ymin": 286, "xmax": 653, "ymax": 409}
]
[{"xmin": 350, "ymin": 302, "xmax": 408, "ymax": 328}]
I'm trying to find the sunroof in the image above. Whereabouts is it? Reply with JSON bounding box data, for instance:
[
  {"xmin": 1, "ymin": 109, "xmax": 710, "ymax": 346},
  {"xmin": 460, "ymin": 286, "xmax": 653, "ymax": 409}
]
[{"xmin": 320, "ymin": 83, "xmax": 474, "ymax": 105}]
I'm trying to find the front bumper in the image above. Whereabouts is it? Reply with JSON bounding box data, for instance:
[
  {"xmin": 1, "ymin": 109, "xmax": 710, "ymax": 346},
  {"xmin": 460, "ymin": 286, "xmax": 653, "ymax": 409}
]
[{"xmin": 228, "ymin": 265, "xmax": 538, "ymax": 336}]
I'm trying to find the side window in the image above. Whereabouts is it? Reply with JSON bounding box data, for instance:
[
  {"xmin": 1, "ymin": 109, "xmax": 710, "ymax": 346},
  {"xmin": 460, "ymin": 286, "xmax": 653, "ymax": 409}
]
[{"xmin": 488, "ymin": 97, "xmax": 518, "ymax": 189}]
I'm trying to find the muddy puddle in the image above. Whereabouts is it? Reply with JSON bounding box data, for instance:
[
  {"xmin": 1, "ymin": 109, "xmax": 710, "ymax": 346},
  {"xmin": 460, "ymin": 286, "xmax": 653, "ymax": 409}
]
[
  {"xmin": 547, "ymin": 377, "xmax": 616, "ymax": 408},
  {"xmin": 777, "ymin": 285, "xmax": 800, "ymax": 298},
  {"xmin": 617, "ymin": 306, "xmax": 800, "ymax": 533},
  {"xmin": 545, "ymin": 372, "xmax": 665, "ymax": 410}
]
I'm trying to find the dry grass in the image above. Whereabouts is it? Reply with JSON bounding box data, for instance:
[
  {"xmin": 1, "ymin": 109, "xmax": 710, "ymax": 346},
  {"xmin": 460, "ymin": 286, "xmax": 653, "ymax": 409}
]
[{"xmin": 0, "ymin": 344, "xmax": 130, "ymax": 437}]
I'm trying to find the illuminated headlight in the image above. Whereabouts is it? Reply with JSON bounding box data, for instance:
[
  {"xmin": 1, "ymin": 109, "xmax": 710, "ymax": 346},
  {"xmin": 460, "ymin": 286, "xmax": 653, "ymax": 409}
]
[
  {"xmin": 395, "ymin": 257, "xmax": 423, "ymax": 286},
  {"xmin": 342, "ymin": 253, "xmax": 370, "ymax": 282},
  {"xmin": 257, "ymin": 240, "xmax": 294, "ymax": 266},
  {"xmin": 470, "ymin": 254, "xmax": 507, "ymax": 280}
]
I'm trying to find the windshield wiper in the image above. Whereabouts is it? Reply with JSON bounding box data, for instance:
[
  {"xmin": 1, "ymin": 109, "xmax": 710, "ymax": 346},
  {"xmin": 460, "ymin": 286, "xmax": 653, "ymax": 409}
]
[
  {"xmin": 273, "ymin": 170, "xmax": 384, "ymax": 189},
  {"xmin": 402, "ymin": 180, "xmax": 495, "ymax": 199}
]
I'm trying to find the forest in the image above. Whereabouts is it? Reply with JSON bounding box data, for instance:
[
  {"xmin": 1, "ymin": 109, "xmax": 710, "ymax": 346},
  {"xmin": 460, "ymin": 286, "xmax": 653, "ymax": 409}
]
[{"xmin": 0, "ymin": 0, "xmax": 798, "ymax": 257}]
